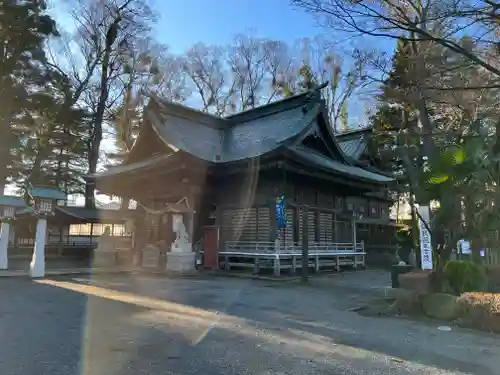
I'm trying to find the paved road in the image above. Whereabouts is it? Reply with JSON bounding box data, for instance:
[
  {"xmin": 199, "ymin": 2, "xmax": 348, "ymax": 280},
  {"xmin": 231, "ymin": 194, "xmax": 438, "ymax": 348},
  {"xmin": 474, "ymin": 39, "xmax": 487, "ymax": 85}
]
[{"xmin": 1, "ymin": 271, "xmax": 500, "ymax": 375}]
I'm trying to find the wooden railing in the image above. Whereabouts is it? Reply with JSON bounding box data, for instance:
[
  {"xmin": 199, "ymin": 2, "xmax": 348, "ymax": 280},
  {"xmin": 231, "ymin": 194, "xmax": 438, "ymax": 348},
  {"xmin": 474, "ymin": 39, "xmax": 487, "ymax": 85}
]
[
  {"xmin": 220, "ymin": 240, "xmax": 366, "ymax": 276},
  {"xmin": 224, "ymin": 241, "xmax": 365, "ymax": 255},
  {"xmin": 14, "ymin": 235, "xmax": 132, "ymax": 249},
  {"xmin": 224, "ymin": 241, "xmax": 276, "ymax": 254}
]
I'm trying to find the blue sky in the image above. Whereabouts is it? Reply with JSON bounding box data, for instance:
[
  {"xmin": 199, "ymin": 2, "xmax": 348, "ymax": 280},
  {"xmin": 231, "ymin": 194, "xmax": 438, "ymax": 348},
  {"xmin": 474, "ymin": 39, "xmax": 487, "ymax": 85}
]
[
  {"xmin": 150, "ymin": 0, "xmax": 324, "ymax": 53},
  {"xmin": 51, "ymin": 0, "xmax": 390, "ymax": 56}
]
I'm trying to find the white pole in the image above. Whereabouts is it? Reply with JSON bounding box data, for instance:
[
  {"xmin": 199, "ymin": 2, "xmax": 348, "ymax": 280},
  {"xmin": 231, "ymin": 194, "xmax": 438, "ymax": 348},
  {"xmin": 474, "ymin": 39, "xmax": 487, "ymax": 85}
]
[
  {"xmin": 30, "ymin": 217, "xmax": 47, "ymax": 278},
  {"xmin": 352, "ymin": 219, "xmax": 357, "ymax": 250},
  {"xmin": 0, "ymin": 222, "xmax": 10, "ymax": 269}
]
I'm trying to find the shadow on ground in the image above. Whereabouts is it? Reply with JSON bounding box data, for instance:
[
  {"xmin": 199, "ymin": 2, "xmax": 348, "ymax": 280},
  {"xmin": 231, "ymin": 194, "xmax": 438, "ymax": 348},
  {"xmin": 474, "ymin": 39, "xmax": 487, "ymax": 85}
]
[{"xmin": 1, "ymin": 271, "xmax": 499, "ymax": 374}]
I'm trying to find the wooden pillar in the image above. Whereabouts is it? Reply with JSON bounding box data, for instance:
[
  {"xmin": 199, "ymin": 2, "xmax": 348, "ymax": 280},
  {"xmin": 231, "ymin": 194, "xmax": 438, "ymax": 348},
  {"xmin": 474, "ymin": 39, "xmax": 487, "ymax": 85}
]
[
  {"xmin": 315, "ymin": 210, "xmax": 320, "ymax": 243},
  {"xmin": 333, "ymin": 212, "xmax": 338, "ymax": 245},
  {"xmin": 301, "ymin": 206, "xmax": 309, "ymax": 282},
  {"xmin": 89, "ymin": 223, "xmax": 94, "ymax": 247},
  {"xmin": 58, "ymin": 225, "xmax": 64, "ymax": 256},
  {"xmin": 293, "ymin": 206, "xmax": 300, "ymax": 245},
  {"xmin": 215, "ymin": 204, "xmax": 223, "ymax": 251},
  {"xmin": 269, "ymin": 198, "xmax": 277, "ymax": 242}
]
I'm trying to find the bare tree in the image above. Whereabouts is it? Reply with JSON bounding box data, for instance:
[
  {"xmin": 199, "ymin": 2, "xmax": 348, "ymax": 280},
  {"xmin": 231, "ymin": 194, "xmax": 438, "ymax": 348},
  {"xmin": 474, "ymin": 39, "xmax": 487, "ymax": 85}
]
[
  {"xmin": 276, "ymin": 36, "xmax": 373, "ymax": 131},
  {"xmin": 107, "ymin": 39, "xmax": 187, "ymax": 164},
  {"xmin": 291, "ymin": 0, "xmax": 500, "ymax": 79},
  {"xmin": 291, "ymin": 0, "xmax": 500, "ymax": 150},
  {"xmin": 180, "ymin": 37, "xmax": 301, "ymax": 115},
  {"xmin": 228, "ymin": 34, "xmax": 271, "ymax": 110},
  {"xmin": 180, "ymin": 43, "xmax": 231, "ymax": 115},
  {"xmin": 263, "ymin": 39, "xmax": 298, "ymax": 102},
  {"xmin": 69, "ymin": 0, "xmax": 155, "ymax": 208}
]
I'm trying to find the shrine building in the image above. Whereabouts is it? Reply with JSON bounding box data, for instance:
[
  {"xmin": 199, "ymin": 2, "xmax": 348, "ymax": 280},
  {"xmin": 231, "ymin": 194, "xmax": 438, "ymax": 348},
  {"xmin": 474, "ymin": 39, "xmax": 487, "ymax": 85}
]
[{"xmin": 87, "ymin": 85, "xmax": 396, "ymax": 275}]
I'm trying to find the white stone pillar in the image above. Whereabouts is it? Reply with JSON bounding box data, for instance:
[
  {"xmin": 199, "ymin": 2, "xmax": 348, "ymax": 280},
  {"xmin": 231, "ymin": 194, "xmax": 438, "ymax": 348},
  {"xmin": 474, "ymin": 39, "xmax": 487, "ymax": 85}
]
[
  {"xmin": 0, "ymin": 222, "xmax": 10, "ymax": 270},
  {"xmin": 352, "ymin": 219, "xmax": 357, "ymax": 250},
  {"xmin": 30, "ymin": 217, "xmax": 47, "ymax": 278}
]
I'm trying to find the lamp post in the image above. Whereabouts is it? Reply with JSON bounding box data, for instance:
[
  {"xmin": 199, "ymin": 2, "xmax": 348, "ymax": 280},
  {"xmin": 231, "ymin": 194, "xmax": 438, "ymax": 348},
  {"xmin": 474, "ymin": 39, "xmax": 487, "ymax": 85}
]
[
  {"xmin": 0, "ymin": 196, "xmax": 25, "ymax": 270},
  {"xmin": 26, "ymin": 185, "xmax": 66, "ymax": 278}
]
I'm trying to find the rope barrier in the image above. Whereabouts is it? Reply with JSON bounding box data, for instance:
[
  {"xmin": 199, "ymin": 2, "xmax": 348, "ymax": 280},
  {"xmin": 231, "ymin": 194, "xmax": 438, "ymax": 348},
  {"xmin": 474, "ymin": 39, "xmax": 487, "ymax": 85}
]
[{"xmin": 136, "ymin": 196, "xmax": 193, "ymax": 215}]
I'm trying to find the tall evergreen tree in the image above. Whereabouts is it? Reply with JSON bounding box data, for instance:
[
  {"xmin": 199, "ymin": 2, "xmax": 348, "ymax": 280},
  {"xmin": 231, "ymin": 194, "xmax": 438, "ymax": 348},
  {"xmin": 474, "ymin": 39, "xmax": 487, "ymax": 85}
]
[{"xmin": 0, "ymin": 0, "xmax": 58, "ymax": 193}]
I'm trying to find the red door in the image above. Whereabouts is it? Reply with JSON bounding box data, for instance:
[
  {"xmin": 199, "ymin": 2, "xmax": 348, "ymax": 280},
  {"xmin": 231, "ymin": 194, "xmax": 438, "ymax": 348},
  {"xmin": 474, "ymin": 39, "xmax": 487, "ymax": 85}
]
[{"xmin": 203, "ymin": 226, "xmax": 219, "ymax": 269}]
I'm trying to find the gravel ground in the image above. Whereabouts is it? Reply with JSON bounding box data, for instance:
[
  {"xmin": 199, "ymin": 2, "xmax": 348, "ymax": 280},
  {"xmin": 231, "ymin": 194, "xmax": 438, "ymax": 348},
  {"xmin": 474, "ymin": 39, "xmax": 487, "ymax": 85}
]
[{"xmin": 0, "ymin": 270, "xmax": 499, "ymax": 375}]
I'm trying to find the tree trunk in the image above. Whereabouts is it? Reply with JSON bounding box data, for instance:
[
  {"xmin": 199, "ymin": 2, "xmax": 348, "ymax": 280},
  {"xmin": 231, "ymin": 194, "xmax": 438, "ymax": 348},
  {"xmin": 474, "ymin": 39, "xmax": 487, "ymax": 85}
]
[
  {"xmin": 85, "ymin": 42, "xmax": 114, "ymax": 209},
  {"xmin": 0, "ymin": 134, "xmax": 10, "ymax": 194}
]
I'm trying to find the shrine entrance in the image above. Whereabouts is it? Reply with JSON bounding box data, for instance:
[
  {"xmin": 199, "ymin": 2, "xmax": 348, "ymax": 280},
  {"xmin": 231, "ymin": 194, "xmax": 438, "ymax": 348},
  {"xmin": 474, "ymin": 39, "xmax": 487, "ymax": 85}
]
[{"xmin": 137, "ymin": 197, "xmax": 197, "ymax": 273}]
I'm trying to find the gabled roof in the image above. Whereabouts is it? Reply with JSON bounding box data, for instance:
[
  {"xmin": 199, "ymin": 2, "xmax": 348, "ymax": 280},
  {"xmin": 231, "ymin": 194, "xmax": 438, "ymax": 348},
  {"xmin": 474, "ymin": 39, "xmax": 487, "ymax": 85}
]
[
  {"xmin": 89, "ymin": 85, "xmax": 394, "ymax": 186},
  {"xmin": 336, "ymin": 127, "xmax": 372, "ymax": 160},
  {"xmin": 286, "ymin": 145, "xmax": 393, "ymax": 184},
  {"xmin": 86, "ymin": 153, "xmax": 173, "ymax": 179},
  {"xmin": 146, "ymin": 89, "xmax": 322, "ymax": 163}
]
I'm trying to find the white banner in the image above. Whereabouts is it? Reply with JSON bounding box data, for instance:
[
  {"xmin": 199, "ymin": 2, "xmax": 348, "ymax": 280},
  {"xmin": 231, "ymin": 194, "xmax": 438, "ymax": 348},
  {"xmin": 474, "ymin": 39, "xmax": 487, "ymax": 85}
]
[{"xmin": 418, "ymin": 205, "xmax": 433, "ymax": 270}]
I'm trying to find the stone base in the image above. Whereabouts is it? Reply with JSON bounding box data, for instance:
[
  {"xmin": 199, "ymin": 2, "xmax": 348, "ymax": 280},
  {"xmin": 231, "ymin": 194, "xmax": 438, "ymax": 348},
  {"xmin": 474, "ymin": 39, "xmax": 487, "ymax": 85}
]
[
  {"xmin": 94, "ymin": 251, "xmax": 117, "ymax": 268},
  {"xmin": 166, "ymin": 251, "xmax": 196, "ymax": 273},
  {"xmin": 171, "ymin": 242, "xmax": 192, "ymax": 253},
  {"xmin": 399, "ymin": 271, "xmax": 432, "ymax": 293}
]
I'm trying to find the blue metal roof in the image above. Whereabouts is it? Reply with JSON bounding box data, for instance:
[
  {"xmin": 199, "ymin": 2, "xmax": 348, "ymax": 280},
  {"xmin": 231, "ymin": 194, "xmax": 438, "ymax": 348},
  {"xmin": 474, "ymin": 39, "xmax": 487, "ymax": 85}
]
[
  {"xmin": 0, "ymin": 195, "xmax": 26, "ymax": 208},
  {"xmin": 28, "ymin": 186, "xmax": 66, "ymax": 200}
]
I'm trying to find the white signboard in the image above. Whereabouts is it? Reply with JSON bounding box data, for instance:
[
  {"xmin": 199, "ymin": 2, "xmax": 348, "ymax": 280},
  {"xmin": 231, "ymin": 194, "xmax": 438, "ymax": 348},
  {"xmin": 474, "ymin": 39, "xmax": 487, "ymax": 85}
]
[
  {"xmin": 457, "ymin": 239, "xmax": 471, "ymax": 255},
  {"xmin": 418, "ymin": 205, "xmax": 433, "ymax": 270}
]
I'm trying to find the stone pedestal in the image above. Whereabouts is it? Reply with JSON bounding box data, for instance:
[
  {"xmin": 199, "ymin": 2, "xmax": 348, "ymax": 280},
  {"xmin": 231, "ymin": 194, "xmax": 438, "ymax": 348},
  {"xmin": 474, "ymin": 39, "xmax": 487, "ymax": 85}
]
[
  {"xmin": 166, "ymin": 251, "xmax": 196, "ymax": 272},
  {"xmin": 171, "ymin": 241, "xmax": 192, "ymax": 253},
  {"xmin": 94, "ymin": 251, "xmax": 116, "ymax": 268},
  {"xmin": 0, "ymin": 222, "xmax": 10, "ymax": 270},
  {"xmin": 165, "ymin": 213, "xmax": 196, "ymax": 272},
  {"xmin": 141, "ymin": 246, "xmax": 161, "ymax": 269},
  {"xmin": 30, "ymin": 218, "xmax": 47, "ymax": 278}
]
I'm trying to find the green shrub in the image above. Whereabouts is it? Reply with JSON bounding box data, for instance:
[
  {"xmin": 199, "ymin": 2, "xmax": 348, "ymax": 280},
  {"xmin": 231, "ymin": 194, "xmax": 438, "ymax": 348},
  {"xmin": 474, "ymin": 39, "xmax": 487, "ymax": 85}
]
[
  {"xmin": 444, "ymin": 260, "xmax": 487, "ymax": 295},
  {"xmin": 485, "ymin": 266, "xmax": 500, "ymax": 292}
]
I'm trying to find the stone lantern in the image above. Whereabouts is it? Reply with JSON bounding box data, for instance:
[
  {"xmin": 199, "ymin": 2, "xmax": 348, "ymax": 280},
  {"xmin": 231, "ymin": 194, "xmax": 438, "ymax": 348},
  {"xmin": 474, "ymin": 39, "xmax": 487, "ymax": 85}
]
[
  {"xmin": 0, "ymin": 196, "xmax": 26, "ymax": 270},
  {"xmin": 25, "ymin": 185, "xmax": 66, "ymax": 278}
]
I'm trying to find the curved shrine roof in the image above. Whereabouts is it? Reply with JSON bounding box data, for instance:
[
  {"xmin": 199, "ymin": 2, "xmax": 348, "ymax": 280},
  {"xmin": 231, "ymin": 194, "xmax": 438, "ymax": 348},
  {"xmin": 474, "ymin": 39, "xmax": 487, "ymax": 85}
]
[
  {"xmin": 89, "ymin": 87, "xmax": 394, "ymax": 185},
  {"xmin": 147, "ymin": 92, "xmax": 321, "ymax": 163}
]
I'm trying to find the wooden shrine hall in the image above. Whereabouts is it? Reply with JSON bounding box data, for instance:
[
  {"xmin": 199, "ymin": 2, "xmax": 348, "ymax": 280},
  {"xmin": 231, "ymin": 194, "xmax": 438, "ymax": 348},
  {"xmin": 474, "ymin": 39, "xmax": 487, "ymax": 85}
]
[{"xmin": 87, "ymin": 84, "xmax": 395, "ymax": 275}]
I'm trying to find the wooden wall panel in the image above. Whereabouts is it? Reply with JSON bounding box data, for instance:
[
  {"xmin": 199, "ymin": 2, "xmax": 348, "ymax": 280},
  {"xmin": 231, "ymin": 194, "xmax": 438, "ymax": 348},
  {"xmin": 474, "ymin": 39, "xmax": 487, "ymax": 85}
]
[
  {"xmin": 319, "ymin": 212, "xmax": 333, "ymax": 242},
  {"xmin": 282, "ymin": 208, "xmax": 294, "ymax": 248},
  {"xmin": 308, "ymin": 211, "xmax": 316, "ymax": 243},
  {"xmin": 257, "ymin": 207, "xmax": 270, "ymax": 241},
  {"xmin": 221, "ymin": 208, "xmax": 257, "ymax": 243}
]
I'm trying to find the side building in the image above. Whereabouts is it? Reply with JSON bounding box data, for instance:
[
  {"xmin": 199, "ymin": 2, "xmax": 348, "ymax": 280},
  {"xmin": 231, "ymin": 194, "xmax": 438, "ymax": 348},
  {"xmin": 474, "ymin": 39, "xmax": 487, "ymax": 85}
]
[{"xmin": 337, "ymin": 127, "xmax": 400, "ymax": 265}]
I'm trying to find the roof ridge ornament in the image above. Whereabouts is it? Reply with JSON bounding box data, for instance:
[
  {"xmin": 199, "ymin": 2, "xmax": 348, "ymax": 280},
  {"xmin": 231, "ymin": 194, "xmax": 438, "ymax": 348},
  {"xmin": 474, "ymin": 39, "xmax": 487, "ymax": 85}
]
[{"xmin": 302, "ymin": 81, "xmax": 329, "ymax": 114}]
